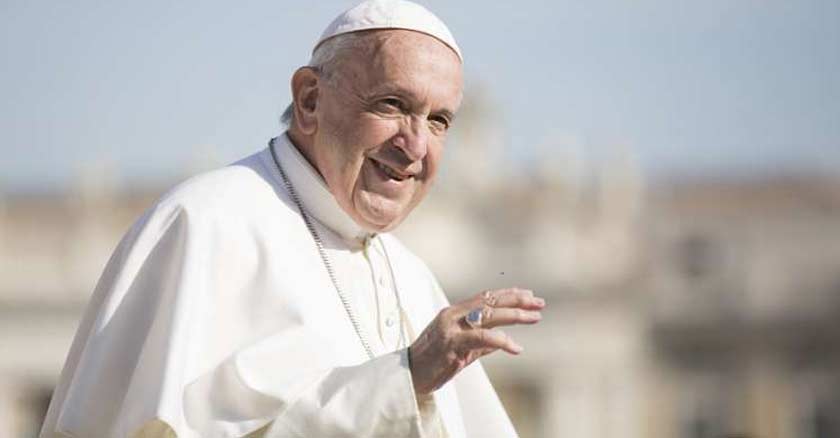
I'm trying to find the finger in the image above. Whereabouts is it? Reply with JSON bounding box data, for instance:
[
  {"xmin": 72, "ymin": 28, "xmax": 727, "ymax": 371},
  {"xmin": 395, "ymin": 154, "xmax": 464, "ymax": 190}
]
[
  {"xmin": 462, "ymin": 328, "xmax": 523, "ymax": 355},
  {"xmin": 466, "ymin": 347, "xmax": 497, "ymax": 364},
  {"xmin": 453, "ymin": 288, "xmax": 544, "ymax": 313},
  {"xmin": 480, "ymin": 307, "xmax": 541, "ymax": 329},
  {"xmin": 487, "ymin": 288, "xmax": 545, "ymax": 310},
  {"xmin": 476, "ymin": 347, "xmax": 496, "ymax": 358}
]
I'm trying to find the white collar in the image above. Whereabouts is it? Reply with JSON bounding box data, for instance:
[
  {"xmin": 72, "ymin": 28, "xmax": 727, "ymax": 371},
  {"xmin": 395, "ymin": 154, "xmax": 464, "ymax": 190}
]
[{"xmin": 271, "ymin": 132, "xmax": 374, "ymax": 246}]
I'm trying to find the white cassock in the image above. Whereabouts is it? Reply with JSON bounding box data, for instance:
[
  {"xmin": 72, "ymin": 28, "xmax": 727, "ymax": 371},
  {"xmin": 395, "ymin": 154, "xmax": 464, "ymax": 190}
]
[{"xmin": 40, "ymin": 133, "xmax": 519, "ymax": 438}]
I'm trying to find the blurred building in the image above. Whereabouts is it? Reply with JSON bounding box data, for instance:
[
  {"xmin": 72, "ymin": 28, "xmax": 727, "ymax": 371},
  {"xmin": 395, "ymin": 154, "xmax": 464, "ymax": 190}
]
[{"xmin": 2, "ymin": 150, "xmax": 839, "ymax": 438}]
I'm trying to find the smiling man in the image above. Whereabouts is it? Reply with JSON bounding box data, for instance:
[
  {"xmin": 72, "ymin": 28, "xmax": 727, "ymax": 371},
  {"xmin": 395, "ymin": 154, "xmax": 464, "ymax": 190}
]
[
  {"xmin": 286, "ymin": 26, "xmax": 460, "ymax": 232},
  {"xmin": 40, "ymin": 1, "xmax": 544, "ymax": 437}
]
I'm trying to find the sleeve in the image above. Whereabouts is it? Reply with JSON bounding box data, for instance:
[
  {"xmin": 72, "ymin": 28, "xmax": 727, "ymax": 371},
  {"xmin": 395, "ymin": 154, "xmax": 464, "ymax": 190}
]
[
  {"xmin": 177, "ymin": 319, "xmax": 430, "ymax": 437},
  {"xmin": 255, "ymin": 348, "xmax": 426, "ymax": 438},
  {"xmin": 452, "ymin": 361, "xmax": 519, "ymax": 438}
]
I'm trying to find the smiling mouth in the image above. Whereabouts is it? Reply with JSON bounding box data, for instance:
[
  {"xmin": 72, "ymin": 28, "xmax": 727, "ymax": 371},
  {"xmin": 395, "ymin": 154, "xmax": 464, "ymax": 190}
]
[{"xmin": 371, "ymin": 159, "xmax": 411, "ymax": 182}]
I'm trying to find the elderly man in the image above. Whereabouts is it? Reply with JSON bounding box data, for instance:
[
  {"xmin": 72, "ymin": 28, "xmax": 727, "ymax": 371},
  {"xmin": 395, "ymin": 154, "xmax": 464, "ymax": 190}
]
[{"xmin": 40, "ymin": 1, "xmax": 544, "ymax": 437}]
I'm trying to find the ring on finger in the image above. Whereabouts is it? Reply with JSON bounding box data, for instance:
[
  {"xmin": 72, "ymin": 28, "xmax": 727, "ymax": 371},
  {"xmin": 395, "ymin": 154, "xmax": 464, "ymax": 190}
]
[
  {"xmin": 482, "ymin": 291, "xmax": 498, "ymax": 307},
  {"xmin": 464, "ymin": 308, "xmax": 484, "ymax": 329}
]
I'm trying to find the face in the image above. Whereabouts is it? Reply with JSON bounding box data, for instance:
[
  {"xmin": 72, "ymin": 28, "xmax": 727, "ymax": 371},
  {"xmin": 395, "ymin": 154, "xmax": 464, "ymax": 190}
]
[{"xmin": 308, "ymin": 30, "xmax": 463, "ymax": 232}]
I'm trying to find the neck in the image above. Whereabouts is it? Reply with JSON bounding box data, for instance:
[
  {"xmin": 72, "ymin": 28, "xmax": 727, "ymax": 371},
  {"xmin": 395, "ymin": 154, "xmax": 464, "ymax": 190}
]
[
  {"xmin": 283, "ymin": 128, "xmax": 389, "ymax": 236},
  {"xmin": 287, "ymin": 128, "xmax": 325, "ymax": 183}
]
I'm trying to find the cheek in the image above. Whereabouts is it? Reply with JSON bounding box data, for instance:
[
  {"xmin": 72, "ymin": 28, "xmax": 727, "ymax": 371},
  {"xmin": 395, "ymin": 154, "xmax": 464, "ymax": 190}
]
[
  {"xmin": 339, "ymin": 115, "xmax": 398, "ymax": 154},
  {"xmin": 339, "ymin": 121, "xmax": 399, "ymax": 191},
  {"xmin": 357, "ymin": 116, "xmax": 401, "ymax": 146},
  {"xmin": 421, "ymin": 142, "xmax": 445, "ymax": 181}
]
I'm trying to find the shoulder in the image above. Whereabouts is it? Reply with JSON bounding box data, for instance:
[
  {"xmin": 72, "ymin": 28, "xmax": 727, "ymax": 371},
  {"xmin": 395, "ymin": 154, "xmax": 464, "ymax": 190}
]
[
  {"xmin": 126, "ymin": 147, "xmax": 298, "ymax": 243},
  {"xmin": 156, "ymin": 148, "xmax": 285, "ymax": 216}
]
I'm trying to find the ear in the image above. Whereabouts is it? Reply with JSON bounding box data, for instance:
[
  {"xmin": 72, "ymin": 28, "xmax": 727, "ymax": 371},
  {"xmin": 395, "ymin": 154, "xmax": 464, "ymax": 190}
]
[{"xmin": 290, "ymin": 67, "xmax": 320, "ymax": 136}]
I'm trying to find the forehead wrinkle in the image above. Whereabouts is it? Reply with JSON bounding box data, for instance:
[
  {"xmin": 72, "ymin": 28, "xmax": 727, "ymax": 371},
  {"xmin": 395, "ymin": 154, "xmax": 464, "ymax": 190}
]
[
  {"xmin": 325, "ymin": 31, "xmax": 390, "ymax": 89},
  {"xmin": 378, "ymin": 42, "xmax": 460, "ymax": 111}
]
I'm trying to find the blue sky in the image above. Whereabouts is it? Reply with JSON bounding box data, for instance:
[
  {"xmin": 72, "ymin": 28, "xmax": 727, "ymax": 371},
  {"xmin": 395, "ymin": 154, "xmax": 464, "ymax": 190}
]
[{"xmin": 1, "ymin": 0, "xmax": 838, "ymax": 192}]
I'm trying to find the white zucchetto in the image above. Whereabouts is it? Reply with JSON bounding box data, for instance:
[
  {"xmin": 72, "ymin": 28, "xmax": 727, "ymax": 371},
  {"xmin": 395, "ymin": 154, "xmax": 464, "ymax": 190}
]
[{"xmin": 315, "ymin": 0, "xmax": 462, "ymax": 62}]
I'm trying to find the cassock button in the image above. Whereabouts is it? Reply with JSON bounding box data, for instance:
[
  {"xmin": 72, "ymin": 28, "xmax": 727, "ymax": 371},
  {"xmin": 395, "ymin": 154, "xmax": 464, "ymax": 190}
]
[{"xmin": 385, "ymin": 316, "xmax": 395, "ymax": 327}]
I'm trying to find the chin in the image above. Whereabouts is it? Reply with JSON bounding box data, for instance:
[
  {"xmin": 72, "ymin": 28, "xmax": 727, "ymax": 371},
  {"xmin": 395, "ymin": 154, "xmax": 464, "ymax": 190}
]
[
  {"xmin": 356, "ymin": 204, "xmax": 413, "ymax": 233},
  {"xmin": 357, "ymin": 210, "xmax": 405, "ymax": 233},
  {"xmin": 351, "ymin": 191, "xmax": 414, "ymax": 231}
]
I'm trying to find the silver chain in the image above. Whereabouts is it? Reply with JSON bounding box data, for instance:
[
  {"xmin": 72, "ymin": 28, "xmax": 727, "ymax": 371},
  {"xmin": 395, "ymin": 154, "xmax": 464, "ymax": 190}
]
[{"xmin": 268, "ymin": 137, "xmax": 407, "ymax": 360}]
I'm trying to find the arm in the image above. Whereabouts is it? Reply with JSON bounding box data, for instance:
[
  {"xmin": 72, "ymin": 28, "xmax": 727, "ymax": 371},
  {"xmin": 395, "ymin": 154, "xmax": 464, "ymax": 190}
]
[
  {"xmin": 63, "ymin": 349, "xmax": 425, "ymax": 438},
  {"xmin": 259, "ymin": 349, "xmax": 424, "ymax": 437},
  {"xmin": 179, "ymin": 324, "xmax": 434, "ymax": 438}
]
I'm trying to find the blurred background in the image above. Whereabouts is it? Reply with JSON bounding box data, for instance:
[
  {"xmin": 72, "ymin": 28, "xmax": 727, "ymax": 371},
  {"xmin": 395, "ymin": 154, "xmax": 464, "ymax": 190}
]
[{"xmin": 1, "ymin": 0, "xmax": 839, "ymax": 437}]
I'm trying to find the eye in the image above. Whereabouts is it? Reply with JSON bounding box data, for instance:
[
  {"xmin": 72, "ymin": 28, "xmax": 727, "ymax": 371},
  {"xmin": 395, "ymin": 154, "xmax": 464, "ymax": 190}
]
[
  {"xmin": 382, "ymin": 98, "xmax": 402, "ymax": 107},
  {"xmin": 375, "ymin": 97, "xmax": 405, "ymax": 113},
  {"xmin": 428, "ymin": 115, "xmax": 451, "ymax": 132}
]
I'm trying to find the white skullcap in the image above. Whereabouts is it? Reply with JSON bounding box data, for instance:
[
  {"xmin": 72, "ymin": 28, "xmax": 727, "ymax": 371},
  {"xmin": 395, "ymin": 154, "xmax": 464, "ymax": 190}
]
[{"xmin": 315, "ymin": 0, "xmax": 462, "ymax": 62}]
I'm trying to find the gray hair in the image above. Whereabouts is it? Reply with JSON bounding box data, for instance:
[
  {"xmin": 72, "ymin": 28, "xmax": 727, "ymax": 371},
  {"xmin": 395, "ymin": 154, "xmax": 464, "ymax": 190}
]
[{"xmin": 281, "ymin": 32, "xmax": 371, "ymax": 126}]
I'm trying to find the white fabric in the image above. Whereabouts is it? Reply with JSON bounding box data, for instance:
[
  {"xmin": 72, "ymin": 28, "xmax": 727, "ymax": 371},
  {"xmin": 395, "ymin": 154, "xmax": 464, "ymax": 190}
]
[
  {"xmin": 40, "ymin": 133, "xmax": 517, "ymax": 437},
  {"xmin": 316, "ymin": 0, "xmax": 462, "ymax": 62}
]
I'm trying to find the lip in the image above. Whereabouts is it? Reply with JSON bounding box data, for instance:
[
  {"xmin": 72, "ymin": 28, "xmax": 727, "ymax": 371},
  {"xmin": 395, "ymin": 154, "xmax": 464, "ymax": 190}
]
[
  {"xmin": 368, "ymin": 157, "xmax": 413, "ymax": 181},
  {"xmin": 363, "ymin": 157, "xmax": 415, "ymax": 200}
]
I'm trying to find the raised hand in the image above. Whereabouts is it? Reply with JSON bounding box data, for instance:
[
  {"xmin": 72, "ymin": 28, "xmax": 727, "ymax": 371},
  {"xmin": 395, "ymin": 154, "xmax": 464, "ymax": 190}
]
[{"xmin": 408, "ymin": 288, "xmax": 545, "ymax": 395}]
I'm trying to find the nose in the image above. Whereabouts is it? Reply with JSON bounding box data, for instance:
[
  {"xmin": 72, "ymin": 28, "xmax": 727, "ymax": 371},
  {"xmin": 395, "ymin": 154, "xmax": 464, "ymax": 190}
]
[{"xmin": 391, "ymin": 115, "xmax": 428, "ymax": 162}]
